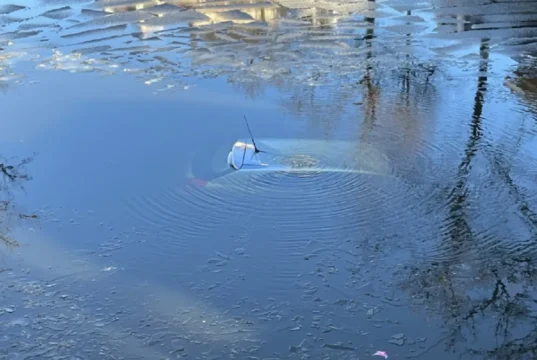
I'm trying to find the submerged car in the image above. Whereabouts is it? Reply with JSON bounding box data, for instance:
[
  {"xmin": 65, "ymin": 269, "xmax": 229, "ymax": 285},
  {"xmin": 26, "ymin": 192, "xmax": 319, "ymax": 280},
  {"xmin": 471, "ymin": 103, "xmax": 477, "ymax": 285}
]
[{"xmin": 186, "ymin": 137, "xmax": 395, "ymax": 190}]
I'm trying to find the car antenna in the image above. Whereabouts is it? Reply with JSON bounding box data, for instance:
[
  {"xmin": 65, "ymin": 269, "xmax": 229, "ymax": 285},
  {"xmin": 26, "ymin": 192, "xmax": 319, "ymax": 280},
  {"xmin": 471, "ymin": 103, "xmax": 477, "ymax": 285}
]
[{"xmin": 243, "ymin": 115, "xmax": 264, "ymax": 153}]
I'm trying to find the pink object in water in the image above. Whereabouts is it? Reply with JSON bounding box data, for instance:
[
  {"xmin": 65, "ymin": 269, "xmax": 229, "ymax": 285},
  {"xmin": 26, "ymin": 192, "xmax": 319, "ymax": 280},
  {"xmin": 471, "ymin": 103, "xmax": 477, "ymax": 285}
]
[
  {"xmin": 189, "ymin": 178, "xmax": 208, "ymax": 187},
  {"xmin": 373, "ymin": 350, "xmax": 388, "ymax": 359}
]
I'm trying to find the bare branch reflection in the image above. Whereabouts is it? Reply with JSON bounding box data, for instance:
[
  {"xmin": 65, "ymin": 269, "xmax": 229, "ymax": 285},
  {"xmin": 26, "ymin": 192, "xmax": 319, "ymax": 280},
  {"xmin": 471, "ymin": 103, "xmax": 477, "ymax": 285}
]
[
  {"xmin": 0, "ymin": 155, "xmax": 34, "ymax": 249},
  {"xmin": 399, "ymin": 37, "xmax": 537, "ymax": 359}
]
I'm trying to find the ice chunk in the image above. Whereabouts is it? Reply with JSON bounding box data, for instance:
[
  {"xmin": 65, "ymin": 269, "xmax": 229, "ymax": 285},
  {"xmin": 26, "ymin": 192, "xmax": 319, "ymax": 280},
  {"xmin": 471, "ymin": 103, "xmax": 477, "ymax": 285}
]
[{"xmin": 141, "ymin": 10, "xmax": 210, "ymax": 27}]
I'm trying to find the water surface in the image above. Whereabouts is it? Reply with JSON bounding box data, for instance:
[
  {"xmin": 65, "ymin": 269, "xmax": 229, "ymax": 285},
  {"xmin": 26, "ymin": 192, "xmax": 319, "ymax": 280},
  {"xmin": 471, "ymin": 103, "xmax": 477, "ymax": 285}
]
[{"xmin": 2, "ymin": 0, "xmax": 537, "ymax": 359}]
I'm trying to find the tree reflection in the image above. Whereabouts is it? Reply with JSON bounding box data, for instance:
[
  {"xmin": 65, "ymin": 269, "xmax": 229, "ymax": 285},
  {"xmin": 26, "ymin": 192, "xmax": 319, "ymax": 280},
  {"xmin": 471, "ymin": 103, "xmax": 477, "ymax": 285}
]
[
  {"xmin": 400, "ymin": 37, "xmax": 537, "ymax": 359},
  {"xmin": 0, "ymin": 155, "xmax": 33, "ymax": 249},
  {"xmin": 360, "ymin": 0, "xmax": 378, "ymax": 135},
  {"xmin": 443, "ymin": 37, "xmax": 489, "ymax": 256},
  {"xmin": 403, "ymin": 257, "xmax": 537, "ymax": 359},
  {"xmin": 356, "ymin": 5, "xmax": 438, "ymax": 182}
]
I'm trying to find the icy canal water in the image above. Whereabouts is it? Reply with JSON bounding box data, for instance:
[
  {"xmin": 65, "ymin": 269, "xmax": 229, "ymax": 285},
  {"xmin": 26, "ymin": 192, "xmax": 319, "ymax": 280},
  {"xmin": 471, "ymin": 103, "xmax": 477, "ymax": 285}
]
[{"xmin": 2, "ymin": 0, "xmax": 537, "ymax": 359}]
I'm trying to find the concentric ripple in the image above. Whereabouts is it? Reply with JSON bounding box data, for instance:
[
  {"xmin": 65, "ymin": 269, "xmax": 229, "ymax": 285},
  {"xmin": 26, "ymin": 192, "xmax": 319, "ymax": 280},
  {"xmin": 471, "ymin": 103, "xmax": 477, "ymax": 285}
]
[{"xmin": 124, "ymin": 156, "xmax": 427, "ymax": 266}]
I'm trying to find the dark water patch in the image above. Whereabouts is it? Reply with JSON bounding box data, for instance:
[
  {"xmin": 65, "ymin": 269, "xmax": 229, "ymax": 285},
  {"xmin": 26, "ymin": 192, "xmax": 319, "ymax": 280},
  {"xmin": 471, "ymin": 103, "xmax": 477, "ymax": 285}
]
[
  {"xmin": 40, "ymin": 6, "xmax": 74, "ymax": 20},
  {"xmin": 69, "ymin": 33, "xmax": 130, "ymax": 45},
  {"xmin": 0, "ymin": 4, "xmax": 26, "ymax": 15},
  {"xmin": 0, "ymin": 15, "xmax": 25, "ymax": 26},
  {"xmin": 72, "ymin": 44, "xmax": 112, "ymax": 55},
  {"xmin": 17, "ymin": 22, "xmax": 59, "ymax": 30},
  {"xmin": 60, "ymin": 23, "xmax": 127, "ymax": 39},
  {"xmin": 106, "ymin": 44, "xmax": 151, "ymax": 53},
  {"xmin": 80, "ymin": 8, "xmax": 112, "ymax": 18},
  {"xmin": 0, "ymin": 30, "xmax": 41, "ymax": 42}
]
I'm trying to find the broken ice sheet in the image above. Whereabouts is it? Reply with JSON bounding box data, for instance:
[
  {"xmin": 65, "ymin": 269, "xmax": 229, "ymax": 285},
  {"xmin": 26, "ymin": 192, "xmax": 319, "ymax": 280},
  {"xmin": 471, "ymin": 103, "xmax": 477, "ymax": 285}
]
[
  {"xmin": 65, "ymin": 11, "xmax": 154, "ymax": 32},
  {"xmin": 0, "ymin": 72, "xmax": 23, "ymax": 86},
  {"xmin": 140, "ymin": 10, "xmax": 209, "ymax": 27},
  {"xmin": 37, "ymin": 50, "xmax": 113, "ymax": 74},
  {"xmin": 144, "ymin": 76, "xmax": 164, "ymax": 85}
]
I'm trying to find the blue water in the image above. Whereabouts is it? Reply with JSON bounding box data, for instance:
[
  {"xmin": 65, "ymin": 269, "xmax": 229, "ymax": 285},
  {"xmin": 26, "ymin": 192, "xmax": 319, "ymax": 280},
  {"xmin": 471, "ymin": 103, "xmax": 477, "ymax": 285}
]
[{"xmin": 2, "ymin": 1, "xmax": 537, "ymax": 359}]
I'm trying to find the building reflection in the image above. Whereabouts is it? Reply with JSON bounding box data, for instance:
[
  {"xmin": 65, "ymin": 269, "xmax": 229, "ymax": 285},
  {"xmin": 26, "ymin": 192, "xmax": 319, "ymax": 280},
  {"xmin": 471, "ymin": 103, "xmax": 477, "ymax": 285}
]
[{"xmin": 102, "ymin": 0, "xmax": 288, "ymax": 28}]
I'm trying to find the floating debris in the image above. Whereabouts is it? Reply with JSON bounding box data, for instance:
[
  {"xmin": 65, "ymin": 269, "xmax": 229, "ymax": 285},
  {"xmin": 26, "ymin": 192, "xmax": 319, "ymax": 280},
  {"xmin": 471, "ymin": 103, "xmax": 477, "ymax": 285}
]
[
  {"xmin": 366, "ymin": 307, "xmax": 378, "ymax": 317},
  {"xmin": 234, "ymin": 247, "xmax": 246, "ymax": 255},
  {"xmin": 9, "ymin": 318, "xmax": 30, "ymax": 327},
  {"xmin": 3, "ymin": 307, "xmax": 15, "ymax": 313},
  {"xmin": 373, "ymin": 350, "xmax": 388, "ymax": 358},
  {"xmin": 144, "ymin": 76, "xmax": 163, "ymax": 85}
]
